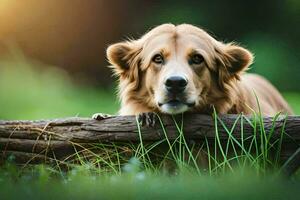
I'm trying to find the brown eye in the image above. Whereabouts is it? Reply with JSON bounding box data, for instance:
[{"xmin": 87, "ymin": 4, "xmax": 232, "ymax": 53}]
[
  {"xmin": 190, "ymin": 54, "xmax": 204, "ymax": 65},
  {"xmin": 152, "ymin": 54, "xmax": 164, "ymax": 64}
]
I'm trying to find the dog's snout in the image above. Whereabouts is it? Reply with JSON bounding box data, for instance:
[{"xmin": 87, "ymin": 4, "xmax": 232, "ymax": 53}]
[{"xmin": 165, "ymin": 76, "xmax": 188, "ymax": 93}]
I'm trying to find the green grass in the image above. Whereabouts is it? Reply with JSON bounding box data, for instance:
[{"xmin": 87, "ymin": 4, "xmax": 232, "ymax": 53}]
[
  {"xmin": 1, "ymin": 163, "xmax": 299, "ymax": 200},
  {"xmin": 132, "ymin": 111, "xmax": 292, "ymax": 176}
]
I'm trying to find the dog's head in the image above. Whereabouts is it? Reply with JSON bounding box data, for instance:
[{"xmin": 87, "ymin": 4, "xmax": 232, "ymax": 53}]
[{"xmin": 107, "ymin": 24, "xmax": 253, "ymax": 115}]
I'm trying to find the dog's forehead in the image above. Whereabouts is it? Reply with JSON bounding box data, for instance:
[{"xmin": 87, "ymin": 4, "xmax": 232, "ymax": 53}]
[
  {"xmin": 143, "ymin": 33, "xmax": 174, "ymax": 47},
  {"xmin": 176, "ymin": 34, "xmax": 216, "ymax": 54},
  {"xmin": 142, "ymin": 33, "xmax": 176, "ymax": 55},
  {"xmin": 142, "ymin": 30, "xmax": 217, "ymax": 56}
]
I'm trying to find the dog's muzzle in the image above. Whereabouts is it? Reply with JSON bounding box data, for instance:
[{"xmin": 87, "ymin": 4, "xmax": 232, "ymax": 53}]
[{"xmin": 157, "ymin": 76, "xmax": 195, "ymax": 114}]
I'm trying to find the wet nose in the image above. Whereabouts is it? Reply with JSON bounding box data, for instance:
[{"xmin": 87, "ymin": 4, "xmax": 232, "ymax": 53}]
[{"xmin": 165, "ymin": 76, "xmax": 188, "ymax": 93}]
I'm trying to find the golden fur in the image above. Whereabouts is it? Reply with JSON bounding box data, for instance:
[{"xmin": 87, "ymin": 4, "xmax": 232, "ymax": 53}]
[{"xmin": 107, "ymin": 24, "xmax": 293, "ymax": 116}]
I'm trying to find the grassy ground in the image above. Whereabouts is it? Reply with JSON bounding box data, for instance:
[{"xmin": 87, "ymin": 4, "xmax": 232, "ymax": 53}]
[
  {"xmin": 0, "ymin": 59, "xmax": 299, "ymax": 199},
  {"xmin": 1, "ymin": 164, "xmax": 299, "ymax": 200}
]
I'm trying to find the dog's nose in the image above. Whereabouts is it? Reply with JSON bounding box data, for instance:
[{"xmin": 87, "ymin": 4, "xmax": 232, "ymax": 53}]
[{"xmin": 165, "ymin": 76, "xmax": 188, "ymax": 93}]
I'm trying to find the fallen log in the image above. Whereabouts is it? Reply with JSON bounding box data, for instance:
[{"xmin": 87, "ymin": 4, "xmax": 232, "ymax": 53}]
[{"xmin": 0, "ymin": 114, "xmax": 299, "ymax": 174}]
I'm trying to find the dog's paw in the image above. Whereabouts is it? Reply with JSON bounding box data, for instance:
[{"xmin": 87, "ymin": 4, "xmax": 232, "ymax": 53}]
[
  {"xmin": 137, "ymin": 112, "xmax": 158, "ymax": 127},
  {"xmin": 92, "ymin": 113, "xmax": 111, "ymax": 120}
]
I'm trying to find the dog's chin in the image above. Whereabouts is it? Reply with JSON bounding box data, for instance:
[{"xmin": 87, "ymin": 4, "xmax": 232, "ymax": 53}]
[{"xmin": 158, "ymin": 100, "xmax": 194, "ymax": 115}]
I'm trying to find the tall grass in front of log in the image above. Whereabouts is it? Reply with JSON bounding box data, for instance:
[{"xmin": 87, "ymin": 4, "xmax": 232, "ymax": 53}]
[
  {"xmin": 59, "ymin": 106, "xmax": 290, "ymax": 176},
  {"xmin": 203, "ymin": 100, "xmax": 288, "ymax": 176},
  {"xmin": 209, "ymin": 111, "xmax": 287, "ymax": 176},
  {"xmin": 129, "ymin": 96, "xmax": 290, "ymax": 176}
]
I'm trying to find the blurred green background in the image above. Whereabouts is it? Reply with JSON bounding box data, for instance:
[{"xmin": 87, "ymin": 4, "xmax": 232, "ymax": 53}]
[{"xmin": 0, "ymin": 0, "xmax": 299, "ymax": 119}]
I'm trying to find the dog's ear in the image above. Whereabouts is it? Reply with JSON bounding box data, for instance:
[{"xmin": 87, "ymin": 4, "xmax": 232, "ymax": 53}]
[
  {"xmin": 222, "ymin": 44, "xmax": 253, "ymax": 75},
  {"xmin": 106, "ymin": 41, "xmax": 141, "ymax": 76},
  {"xmin": 215, "ymin": 43, "xmax": 253, "ymax": 90}
]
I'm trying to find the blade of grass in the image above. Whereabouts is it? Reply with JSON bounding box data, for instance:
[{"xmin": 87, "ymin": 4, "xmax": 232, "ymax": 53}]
[
  {"xmin": 212, "ymin": 107, "xmax": 233, "ymax": 173},
  {"xmin": 171, "ymin": 115, "xmax": 201, "ymax": 174}
]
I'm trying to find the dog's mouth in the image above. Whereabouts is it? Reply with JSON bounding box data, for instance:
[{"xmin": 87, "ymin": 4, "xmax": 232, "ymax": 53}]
[
  {"xmin": 158, "ymin": 99, "xmax": 195, "ymax": 114},
  {"xmin": 158, "ymin": 100, "xmax": 195, "ymax": 107}
]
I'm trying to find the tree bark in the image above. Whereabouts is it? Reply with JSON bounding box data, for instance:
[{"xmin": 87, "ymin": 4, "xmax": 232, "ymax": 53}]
[{"xmin": 0, "ymin": 114, "xmax": 299, "ymax": 174}]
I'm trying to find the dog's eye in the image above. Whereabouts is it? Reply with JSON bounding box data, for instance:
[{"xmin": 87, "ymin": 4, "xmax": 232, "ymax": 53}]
[
  {"xmin": 152, "ymin": 54, "xmax": 164, "ymax": 64},
  {"xmin": 190, "ymin": 54, "xmax": 204, "ymax": 65}
]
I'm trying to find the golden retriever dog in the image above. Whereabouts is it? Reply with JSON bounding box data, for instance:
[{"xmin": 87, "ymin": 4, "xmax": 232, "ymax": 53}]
[{"xmin": 94, "ymin": 24, "xmax": 293, "ymax": 122}]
